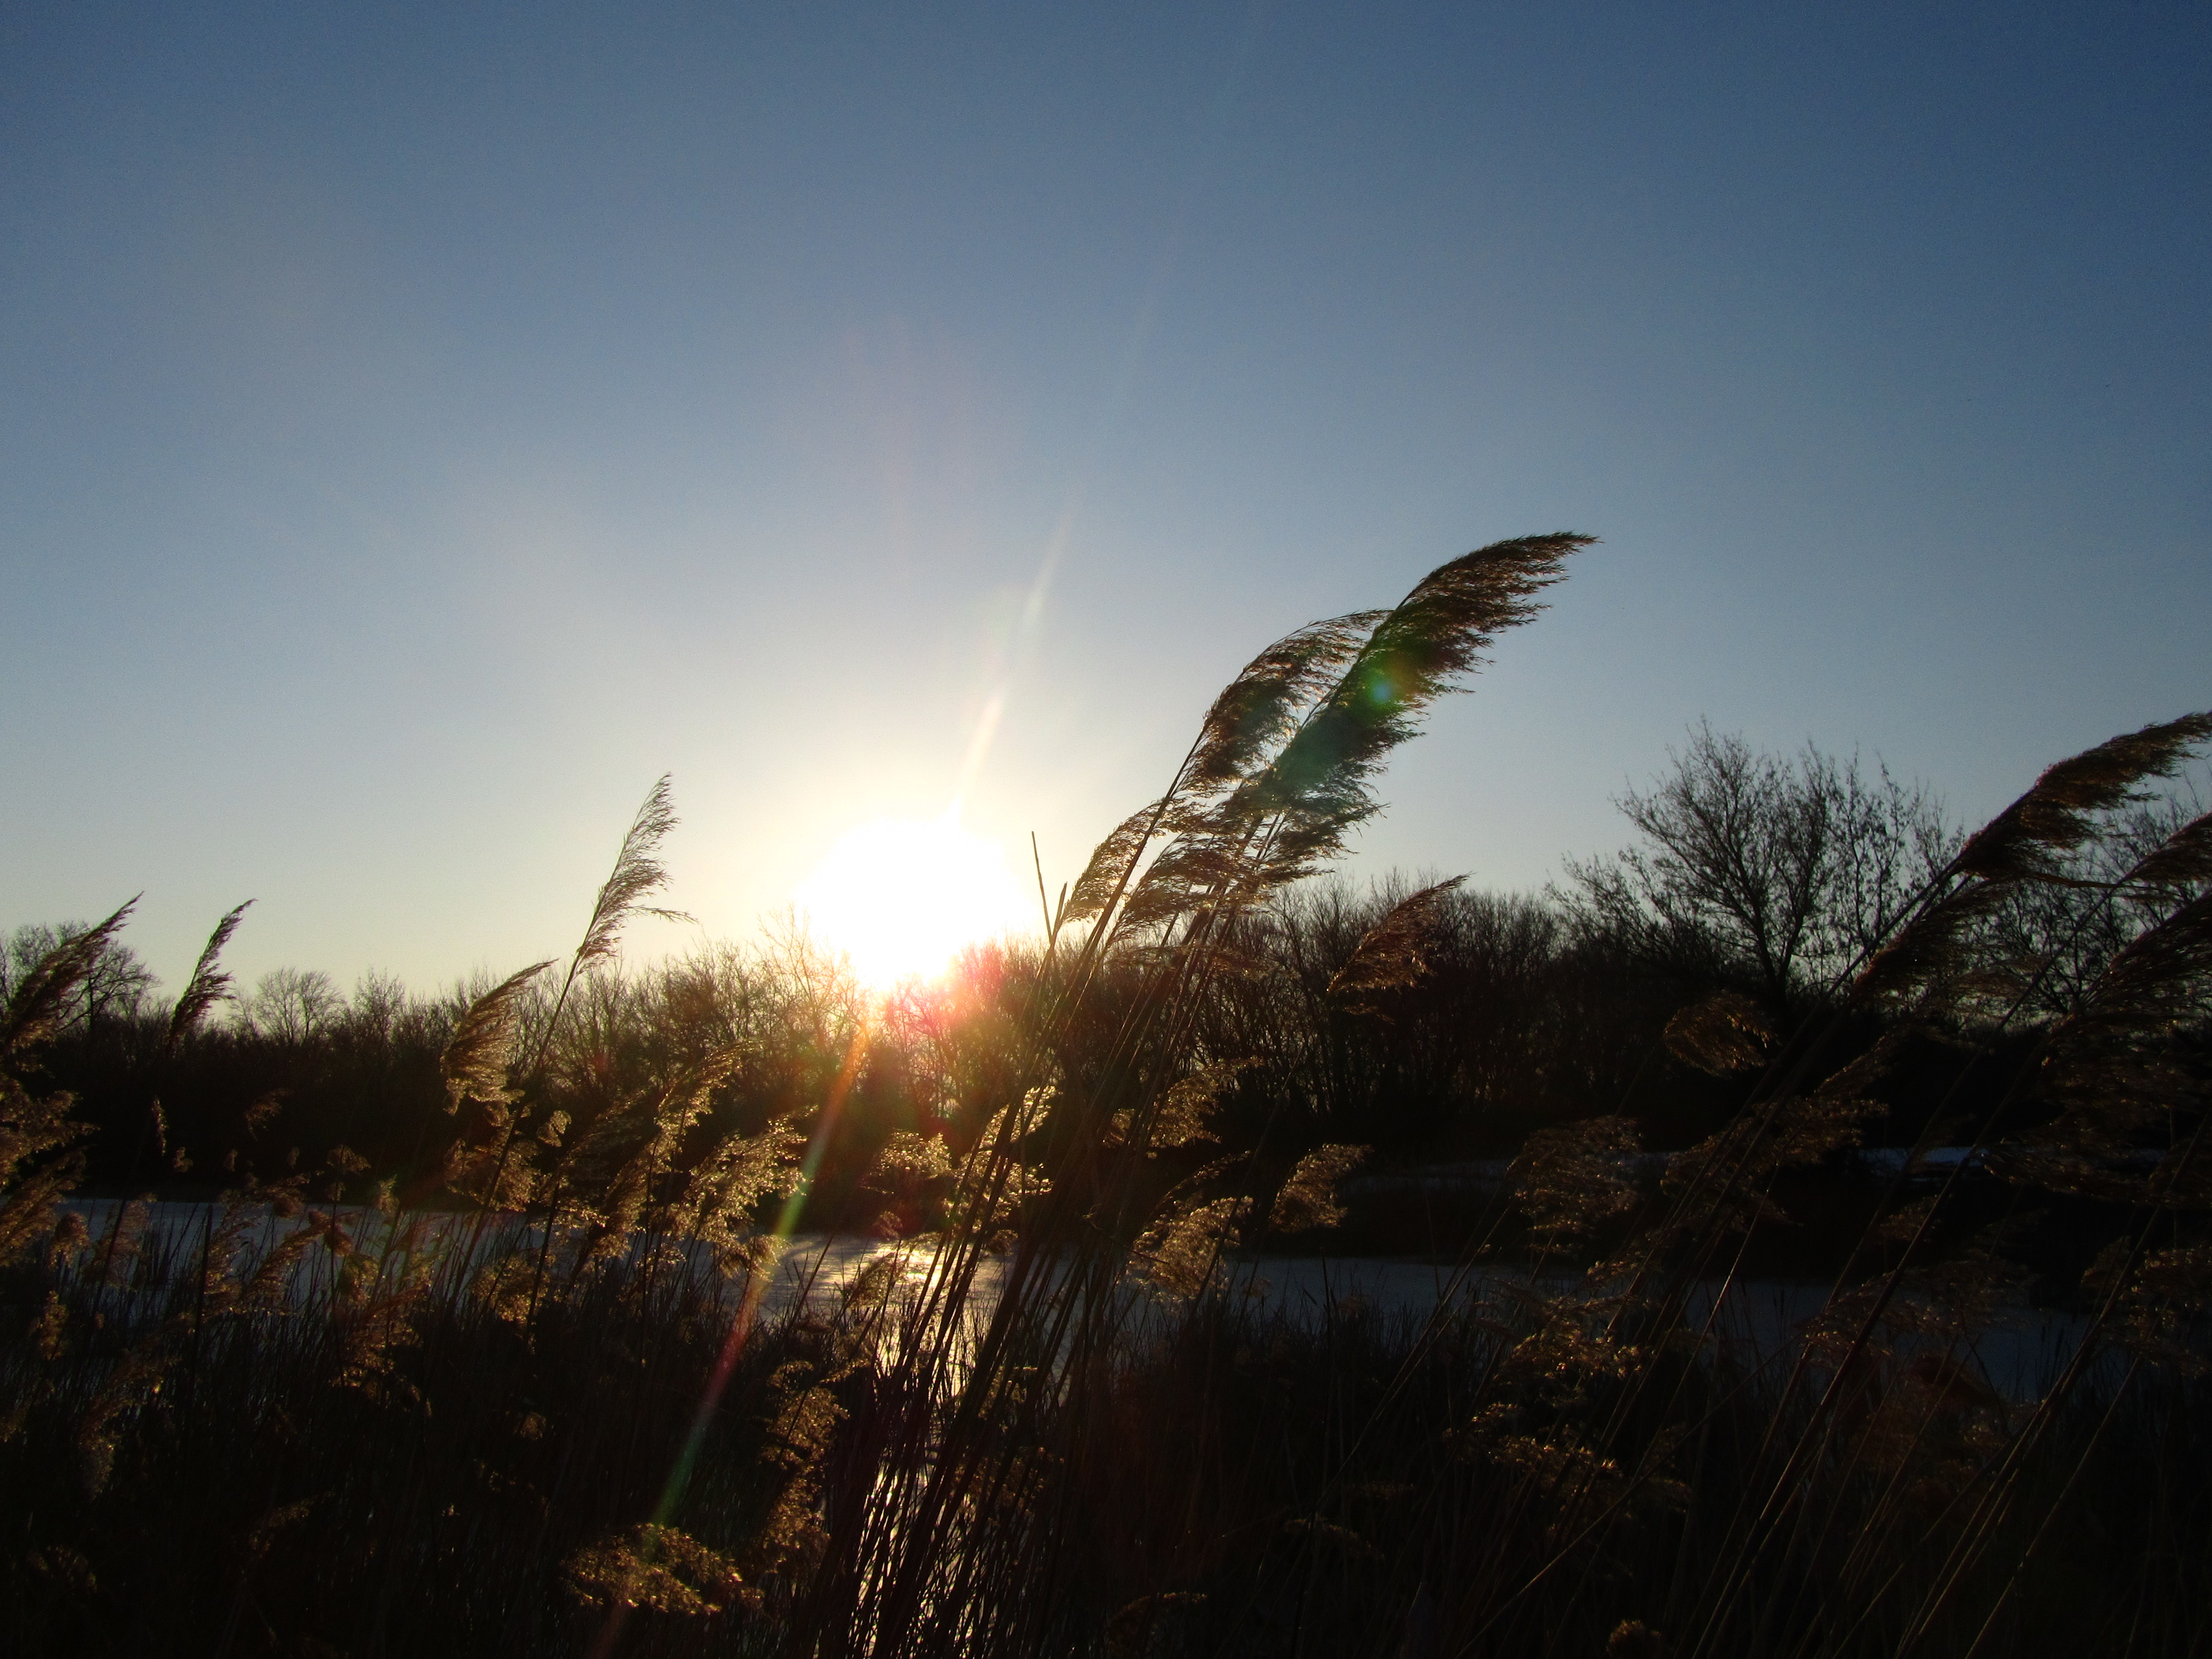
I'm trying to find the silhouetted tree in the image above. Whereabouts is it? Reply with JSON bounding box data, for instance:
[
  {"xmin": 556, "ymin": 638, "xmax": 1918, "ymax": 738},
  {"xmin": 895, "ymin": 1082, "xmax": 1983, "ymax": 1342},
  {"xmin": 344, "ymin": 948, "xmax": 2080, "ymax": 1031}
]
[{"xmin": 1560, "ymin": 723, "xmax": 1952, "ymax": 1016}]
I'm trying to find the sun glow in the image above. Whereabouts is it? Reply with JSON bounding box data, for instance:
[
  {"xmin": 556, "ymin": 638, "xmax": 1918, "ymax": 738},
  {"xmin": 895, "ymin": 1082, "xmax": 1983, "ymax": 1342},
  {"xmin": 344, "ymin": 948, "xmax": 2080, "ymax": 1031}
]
[{"xmin": 794, "ymin": 813, "xmax": 1032, "ymax": 990}]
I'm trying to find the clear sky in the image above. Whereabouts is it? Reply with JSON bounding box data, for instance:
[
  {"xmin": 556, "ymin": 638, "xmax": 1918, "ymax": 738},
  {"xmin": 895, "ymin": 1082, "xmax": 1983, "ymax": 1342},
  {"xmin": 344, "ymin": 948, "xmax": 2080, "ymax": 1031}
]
[{"xmin": 3, "ymin": 2, "xmax": 2207, "ymax": 993}]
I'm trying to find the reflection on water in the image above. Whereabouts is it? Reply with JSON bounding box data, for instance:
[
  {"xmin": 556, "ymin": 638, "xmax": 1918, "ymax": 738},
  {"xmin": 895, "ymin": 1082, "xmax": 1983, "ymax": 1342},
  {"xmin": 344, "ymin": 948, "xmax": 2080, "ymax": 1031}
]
[{"xmin": 58, "ymin": 1200, "xmax": 2087, "ymax": 1401}]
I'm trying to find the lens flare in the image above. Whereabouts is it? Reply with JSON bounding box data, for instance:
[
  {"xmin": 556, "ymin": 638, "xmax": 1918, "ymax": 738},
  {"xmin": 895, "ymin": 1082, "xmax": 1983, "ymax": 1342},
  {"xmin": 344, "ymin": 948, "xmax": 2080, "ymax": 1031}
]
[{"xmin": 794, "ymin": 813, "xmax": 1029, "ymax": 989}]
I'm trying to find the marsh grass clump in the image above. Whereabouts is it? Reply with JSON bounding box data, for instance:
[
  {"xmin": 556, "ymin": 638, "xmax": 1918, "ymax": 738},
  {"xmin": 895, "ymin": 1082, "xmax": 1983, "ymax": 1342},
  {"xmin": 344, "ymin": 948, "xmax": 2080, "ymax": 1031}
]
[{"xmin": 4, "ymin": 538, "xmax": 2211, "ymax": 1656}]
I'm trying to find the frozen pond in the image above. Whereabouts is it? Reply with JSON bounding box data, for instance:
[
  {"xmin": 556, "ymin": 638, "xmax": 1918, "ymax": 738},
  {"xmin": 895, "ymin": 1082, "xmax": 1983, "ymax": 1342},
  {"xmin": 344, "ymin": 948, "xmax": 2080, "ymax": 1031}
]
[{"xmin": 55, "ymin": 1199, "xmax": 2090, "ymax": 1401}]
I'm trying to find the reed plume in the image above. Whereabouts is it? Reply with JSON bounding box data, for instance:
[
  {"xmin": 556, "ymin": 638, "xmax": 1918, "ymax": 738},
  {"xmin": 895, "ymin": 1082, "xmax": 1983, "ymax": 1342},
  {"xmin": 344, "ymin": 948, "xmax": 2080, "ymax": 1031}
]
[
  {"xmin": 524, "ymin": 775, "xmax": 692, "ymax": 1088},
  {"xmin": 1660, "ymin": 989, "xmax": 1774, "ymax": 1076},
  {"xmin": 1110, "ymin": 1057, "xmax": 1250, "ymax": 1153},
  {"xmin": 0, "ymin": 902, "xmax": 134, "ymax": 1267},
  {"xmin": 0, "ymin": 899, "xmax": 135, "ymax": 1060},
  {"xmin": 1858, "ymin": 712, "xmax": 2212, "ymax": 1004},
  {"xmin": 1060, "ymin": 800, "xmax": 1168, "ymax": 928},
  {"xmin": 1118, "ymin": 535, "xmax": 1586, "ymax": 932},
  {"xmin": 2127, "ymin": 803, "xmax": 2212, "ymax": 889},
  {"xmin": 1325, "ymin": 875, "xmax": 1468, "ymax": 1015},
  {"xmin": 1182, "ymin": 610, "xmax": 1390, "ymax": 800},
  {"xmin": 1999, "ymin": 883, "xmax": 2212, "ymax": 1209},
  {"xmin": 1267, "ymin": 1142, "xmax": 1370, "ymax": 1233},
  {"xmin": 1130, "ymin": 1194, "xmax": 1252, "ymax": 1299},
  {"xmin": 438, "ymin": 960, "xmax": 555, "ymax": 1212},
  {"xmin": 1058, "ymin": 614, "xmax": 1386, "ymax": 930},
  {"xmin": 1511, "ymin": 1115, "xmax": 1641, "ymax": 1243},
  {"xmin": 165, "ymin": 899, "xmax": 252, "ymax": 1051},
  {"xmin": 566, "ymin": 1524, "xmax": 750, "ymax": 1615},
  {"xmin": 670, "ymin": 1119, "xmax": 807, "ymax": 1276},
  {"xmin": 571, "ymin": 774, "xmax": 693, "ymax": 976},
  {"xmin": 441, "ymin": 961, "xmax": 555, "ymax": 1115},
  {"xmin": 1952, "ymin": 713, "xmax": 2212, "ymax": 882}
]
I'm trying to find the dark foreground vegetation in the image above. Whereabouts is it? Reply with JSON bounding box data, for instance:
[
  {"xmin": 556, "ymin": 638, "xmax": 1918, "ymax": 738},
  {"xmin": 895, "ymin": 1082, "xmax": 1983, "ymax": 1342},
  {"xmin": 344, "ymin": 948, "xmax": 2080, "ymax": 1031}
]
[{"xmin": 5, "ymin": 535, "xmax": 2209, "ymax": 1656}]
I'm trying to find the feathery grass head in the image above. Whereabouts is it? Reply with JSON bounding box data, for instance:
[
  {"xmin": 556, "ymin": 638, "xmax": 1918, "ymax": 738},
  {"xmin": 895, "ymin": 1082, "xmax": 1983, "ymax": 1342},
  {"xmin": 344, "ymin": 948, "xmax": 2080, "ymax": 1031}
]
[
  {"xmin": 1326, "ymin": 876, "xmax": 1467, "ymax": 1014},
  {"xmin": 1951, "ymin": 713, "xmax": 2212, "ymax": 883},
  {"xmin": 1662, "ymin": 990, "xmax": 1774, "ymax": 1075},
  {"xmin": 2049, "ymin": 886, "xmax": 2212, "ymax": 1055},
  {"xmin": 1244, "ymin": 534, "xmax": 1584, "ymax": 827},
  {"xmin": 1138, "ymin": 1058, "xmax": 1256, "ymax": 1152},
  {"xmin": 1268, "ymin": 1143, "xmax": 1370, "ymax": 1233},
  {"xmin": 1061, "ymin": 616, "xmax": 1392, "ymax": 930},
  {"xmin": 2129, "ymin": 805, "xmax": 2212, "ymax": 889},
  {"xmin": 866, "ymin": 1129, "xmax": 954, "ymax": 1186},
  {"xmin": 0, "ymin": 899, "xmax": 136, "ymax": 1061},
  {"xmin": 0, "ymin": 904, "xmax": 132, "ymax": 1260},
  {"xmin": 441, "ymin": 961, "xmax": 555, "ymax": 1114},
  {"xmin": 1061, "ymin": 800, "xmax": 1168, "ymax": 927},
  {"xmin": 1851, "ymin": 878, "xmax": 2012, "ymax": 1007},
  {"xmin": 1184, "ymin": 611, "xmax": 1387, "ymax": 800},
  {"xmin": 2010, "ymin": 884, "xmax": 2212, "ymax": 1206},
  {"xmin": 165, "ymin": 900, "xmax": 252, "ymax": 1051},
  {"xmin": 573, "ymin": 774, "xmax": 693, "ymax": 974},
  {"xmin": 1512, "ymin": 1116, "xmax": 1641, "ymax": 1242},
  {"xmin": 1121, "ymin": 536, "xmax": 1587, "ymax": 929},
  {"xmin": 1131, "ymin": 1194, "xmax": 1251, "ymax": 1298},
  {"xmin": 565, "ymin": 1524, "xmax": 748, "ymax": 1615},
  {"xmin": 1858, "ymin": 712, "xmax": 2212, "ymax": 1005}
]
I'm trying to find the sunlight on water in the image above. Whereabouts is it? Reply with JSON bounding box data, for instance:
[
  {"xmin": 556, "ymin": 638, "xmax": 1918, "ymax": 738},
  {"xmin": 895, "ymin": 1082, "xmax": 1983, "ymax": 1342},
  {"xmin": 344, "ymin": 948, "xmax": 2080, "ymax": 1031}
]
[{"xmin": 60, "ymin": 1202, "xmax": 2089, "ymax": 1403}]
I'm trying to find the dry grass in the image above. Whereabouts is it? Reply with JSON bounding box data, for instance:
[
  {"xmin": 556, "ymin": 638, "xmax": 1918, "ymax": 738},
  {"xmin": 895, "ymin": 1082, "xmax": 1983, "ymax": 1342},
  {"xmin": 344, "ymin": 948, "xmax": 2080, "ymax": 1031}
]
[{"xmin": 4, "ymin": 540, "xmax": 2210, "ymax": 1656}]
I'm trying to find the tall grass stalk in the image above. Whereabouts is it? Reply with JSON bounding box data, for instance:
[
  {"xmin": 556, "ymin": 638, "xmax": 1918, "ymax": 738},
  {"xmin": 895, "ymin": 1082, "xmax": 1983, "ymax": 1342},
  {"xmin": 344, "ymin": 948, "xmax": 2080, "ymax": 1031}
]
[{"xmin": 4, "ymin": 541, "xmax": 2209, "ymax": 1656}]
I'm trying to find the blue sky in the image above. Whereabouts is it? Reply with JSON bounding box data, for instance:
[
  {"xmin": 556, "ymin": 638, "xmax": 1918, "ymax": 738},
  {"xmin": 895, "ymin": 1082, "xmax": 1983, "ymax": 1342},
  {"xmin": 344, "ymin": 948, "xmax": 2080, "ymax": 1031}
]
[{"xmin": 3, "ymin": 2, "xmax": 2207, "ymax": 991}]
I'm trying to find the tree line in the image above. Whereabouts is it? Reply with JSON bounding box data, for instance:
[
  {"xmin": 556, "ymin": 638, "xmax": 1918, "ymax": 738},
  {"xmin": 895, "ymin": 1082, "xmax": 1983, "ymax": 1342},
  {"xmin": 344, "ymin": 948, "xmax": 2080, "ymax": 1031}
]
[{"xmin": 5, "ymin": 724, "xmax": 2192, "ymax": 1240}]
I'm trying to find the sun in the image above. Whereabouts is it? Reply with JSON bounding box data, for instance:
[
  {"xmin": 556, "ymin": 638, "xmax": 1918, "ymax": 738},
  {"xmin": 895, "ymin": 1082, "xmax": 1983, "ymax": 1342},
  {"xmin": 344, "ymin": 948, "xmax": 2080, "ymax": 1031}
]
[{"xmin": 794, "ymin": 813, "xmax": 1032, "ymax": 989}]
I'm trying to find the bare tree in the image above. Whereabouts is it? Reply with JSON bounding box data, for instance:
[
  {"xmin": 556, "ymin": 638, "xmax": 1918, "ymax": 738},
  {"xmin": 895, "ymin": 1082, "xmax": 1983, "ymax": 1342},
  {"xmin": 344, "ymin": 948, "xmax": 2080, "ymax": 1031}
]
[
  {"xmin": 348, "ymin": 969, "xmax": 412, "ymax": 1044},
  {"xmin": 1560, "ymin": 723, "xmax": 1953, "ymax": 1014},
  {"xmin": 245, "ymin": 967, "xmax": 342, "ymax": 1046}
]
